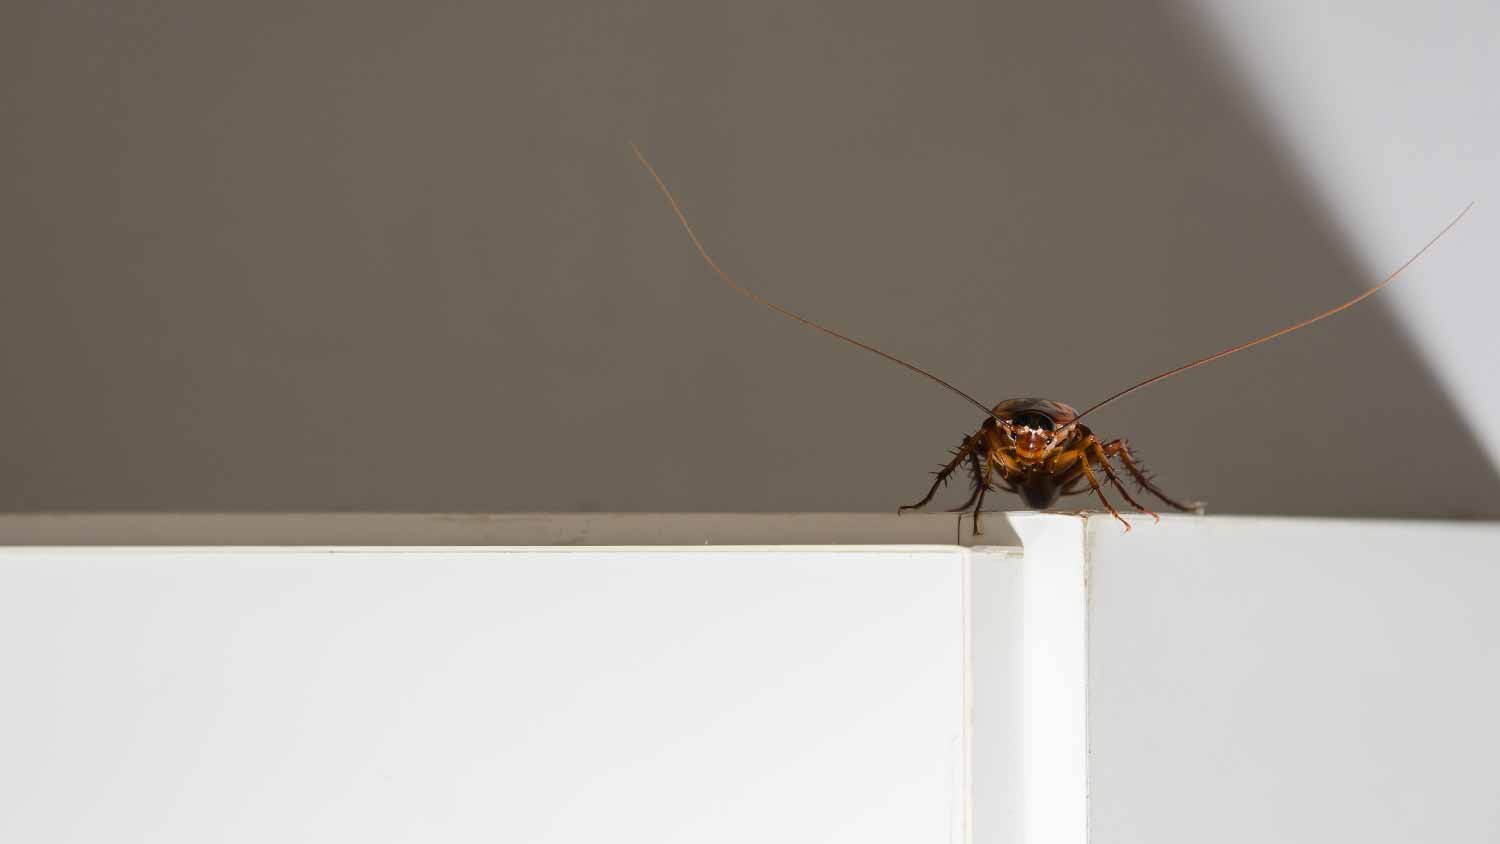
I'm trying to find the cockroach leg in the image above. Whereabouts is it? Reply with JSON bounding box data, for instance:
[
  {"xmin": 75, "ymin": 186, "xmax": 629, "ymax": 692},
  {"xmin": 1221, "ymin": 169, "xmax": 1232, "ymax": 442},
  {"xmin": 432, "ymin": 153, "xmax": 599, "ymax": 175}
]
[
  {"xmin": 946, "ymin": 483, "xmax": 983, "ymax": 515},
  {"xmin": 1089, "ymin": 440, "xmax": 1159, "ymax": 522},
  {"xmin": 899, "ymin": 432, "xmax": 980, "ymax": 514},
  {"xmin": 946, "ymin": 449, "xmax": 987, "ymax": 513},
  {"xmin": 1102, "ymin": 439, "xmax": 1203, "ymax": 513},
  {"xmin": 970, "ymin": 456, "xmax": 996, "ymax": 535},
  {"xmin": 1079, "ymin": 458, "xmax": 1130, "ymax": 531},
  {"xmin": 1048, "ymin": 459, "xmax": 1091, "ymax": 497}
]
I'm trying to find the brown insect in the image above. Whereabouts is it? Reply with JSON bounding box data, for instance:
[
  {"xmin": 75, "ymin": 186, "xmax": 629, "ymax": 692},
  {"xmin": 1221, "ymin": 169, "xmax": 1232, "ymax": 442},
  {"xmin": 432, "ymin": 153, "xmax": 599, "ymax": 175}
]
[{"xmin": 632, "ymin": 144, "xmax": 1471, "ymax": 534}]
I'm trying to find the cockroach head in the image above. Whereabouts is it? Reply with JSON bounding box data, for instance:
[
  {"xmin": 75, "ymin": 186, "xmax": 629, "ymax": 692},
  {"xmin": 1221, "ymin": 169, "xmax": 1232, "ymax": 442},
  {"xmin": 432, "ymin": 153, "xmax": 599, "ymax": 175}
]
[{"xmin": 999, "ymin": 410, "xmax": 1060, "ymax": 460}]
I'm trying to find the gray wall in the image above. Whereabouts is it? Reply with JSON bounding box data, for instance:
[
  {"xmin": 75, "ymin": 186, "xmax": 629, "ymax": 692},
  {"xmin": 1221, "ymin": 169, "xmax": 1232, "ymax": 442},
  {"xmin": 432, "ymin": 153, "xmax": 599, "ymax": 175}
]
[{"xmin": 3, "ymin": 0, "xmax": 1495, "ymax": 517}]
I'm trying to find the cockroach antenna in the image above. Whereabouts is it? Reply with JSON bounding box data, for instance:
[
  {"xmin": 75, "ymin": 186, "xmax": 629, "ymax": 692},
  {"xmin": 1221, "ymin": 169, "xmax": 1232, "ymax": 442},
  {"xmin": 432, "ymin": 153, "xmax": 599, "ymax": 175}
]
[
  {"xmin": 634, "ymin": 142, "xmax": 1473, "ymax": 534},
  {"xmin": 1064, "ymin": 203, "xmax": 1474, "ymax": 428}
]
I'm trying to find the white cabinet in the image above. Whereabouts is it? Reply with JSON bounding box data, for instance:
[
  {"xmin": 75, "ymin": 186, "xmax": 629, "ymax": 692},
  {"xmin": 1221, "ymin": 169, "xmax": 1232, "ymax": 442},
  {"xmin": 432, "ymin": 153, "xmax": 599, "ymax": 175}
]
[{"xmin": 2, "ymin": 513, "xmax": 1497, "ymax": 842}]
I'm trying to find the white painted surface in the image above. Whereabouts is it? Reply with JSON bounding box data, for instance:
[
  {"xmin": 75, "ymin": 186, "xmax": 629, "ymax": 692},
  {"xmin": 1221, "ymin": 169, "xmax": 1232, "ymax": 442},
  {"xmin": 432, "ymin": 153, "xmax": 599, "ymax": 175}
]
[
  {"xmin": 5, "ymin": 514, "xmax": 1499, "ymax": 843},
  {"xmin": 0, "ymin": 512, "xmax": 1007, "ymax": 547},
  {"xmin": 0, "ymin": 547, "xmax": 967, "ymax": 843},
  {"xmin": 967, "ymin": 516, "xmax": 1092, "ymax": 844},
  {"xmin": 968, "ymin": 542, "xmax": 1024, "ymax": 844},
  {"xmin": 1014, "ymin": 518, "xmax": 1089, "ymax": 844},
  {"xmin": 1087, "ymin": 516, "xmax": 1500, "ymax": 844}
]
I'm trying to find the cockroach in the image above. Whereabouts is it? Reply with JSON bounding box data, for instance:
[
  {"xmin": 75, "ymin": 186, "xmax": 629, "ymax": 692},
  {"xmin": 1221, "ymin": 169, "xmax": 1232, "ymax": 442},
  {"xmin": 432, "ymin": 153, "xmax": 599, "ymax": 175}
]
[{"xmin": 632, "ymin": 144, "xmax": 1471, "ymax": 534}]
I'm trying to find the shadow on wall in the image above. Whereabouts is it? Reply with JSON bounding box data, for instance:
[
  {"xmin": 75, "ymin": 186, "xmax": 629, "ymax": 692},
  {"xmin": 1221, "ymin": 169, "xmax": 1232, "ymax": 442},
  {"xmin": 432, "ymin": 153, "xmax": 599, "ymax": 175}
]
[{"xmin": 0, "ymin": 0, "xmax": 1495, "ymax": 517}]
